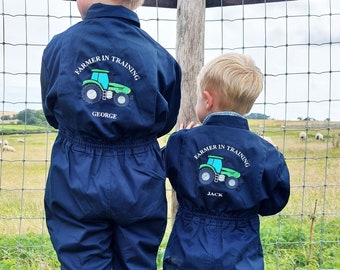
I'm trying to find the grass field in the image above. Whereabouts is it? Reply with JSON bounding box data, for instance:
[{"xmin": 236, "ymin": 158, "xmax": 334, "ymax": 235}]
[{"xmin": 0, "ymin": 120, "xmax": 339, "ymax": 269}]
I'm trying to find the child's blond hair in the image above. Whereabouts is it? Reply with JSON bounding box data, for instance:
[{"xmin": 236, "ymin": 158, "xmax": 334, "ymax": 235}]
[
  {"xmin": 112, "ymin": 0, "xmax": 144, "ymax": 10},
  {"xmin": 197, "ymin": 52, "xmax": 263, "ymax": 115}
]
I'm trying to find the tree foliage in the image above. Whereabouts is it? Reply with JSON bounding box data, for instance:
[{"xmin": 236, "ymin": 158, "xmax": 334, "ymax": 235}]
[
  {"xmin": 16, "ymin": 109, "xmax": 48, "ymax": 126},
  {"xmin": 244, "ymin": 113, "xmax": 270, "ymax": 119}
]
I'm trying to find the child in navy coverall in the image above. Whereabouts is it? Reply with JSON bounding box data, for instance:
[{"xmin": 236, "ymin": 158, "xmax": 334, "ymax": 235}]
[
  {"xmin": 40, "ymin": 0, "xmax": 181, "ymax": 269},
  {"xmin": 163, "ymin": 53, "xmax": 290, "ymax": 270}
]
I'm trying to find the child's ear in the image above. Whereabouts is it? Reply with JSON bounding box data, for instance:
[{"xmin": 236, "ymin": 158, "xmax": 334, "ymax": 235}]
[{"xmin": 203, "ymin": 90, "xmax": 214, "ymax": 110}]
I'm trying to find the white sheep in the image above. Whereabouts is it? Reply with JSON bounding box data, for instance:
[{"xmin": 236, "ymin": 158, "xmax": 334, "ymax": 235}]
[
  {"xmin": 299, "ymin": 131, "xmax": 307, "ymax": 141},
  {"xmin": 2, "ymin": 145, "xmax": 15, "ymax": 152},
  {"xmin": 257, "ymin": 125, "xmax": 264, "ymax": 136},
  {"xmin": 315, "ymin": 133, "xmax": 324, "ymax": 141}
]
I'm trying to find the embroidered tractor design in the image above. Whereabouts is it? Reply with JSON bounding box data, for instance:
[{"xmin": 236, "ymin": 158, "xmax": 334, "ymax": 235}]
[
  {"xmin": 199, "ymin": 155, "xmax": 241, "ymax": 189},
  {"xmin": 82, "ymin": 69, "xmax": 132, "ymax": 106}
]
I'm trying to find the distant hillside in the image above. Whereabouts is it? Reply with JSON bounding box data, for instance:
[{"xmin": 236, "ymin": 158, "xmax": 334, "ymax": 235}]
[{"xmin": 1, "ymin": 111, "xmax": 17, "ymax": 116}]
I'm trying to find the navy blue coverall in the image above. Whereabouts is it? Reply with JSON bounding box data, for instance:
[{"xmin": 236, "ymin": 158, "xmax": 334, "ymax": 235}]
[
  {"xmin": 163, "ymin": 112, "xmax": 290, "ymax": 270},
  {"xmin": 40, "ymin": 4, "xmax": 181, "ymax": 270}
]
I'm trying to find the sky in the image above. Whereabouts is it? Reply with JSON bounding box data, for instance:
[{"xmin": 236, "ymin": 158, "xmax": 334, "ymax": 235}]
[{"xmin": 1, "ymin": 0, "xmax": 340, "ymax": 121}]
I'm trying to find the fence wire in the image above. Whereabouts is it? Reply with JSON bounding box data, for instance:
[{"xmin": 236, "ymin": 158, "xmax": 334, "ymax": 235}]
[{"xmin": 0, "ymin": 0, "xmax": 339, "ymax": 269}]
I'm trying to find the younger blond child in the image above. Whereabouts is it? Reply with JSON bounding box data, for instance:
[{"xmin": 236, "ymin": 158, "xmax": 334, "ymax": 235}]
[{"xmin": 163, "ymin": 53, "xmax": 289, "ymax": 270}]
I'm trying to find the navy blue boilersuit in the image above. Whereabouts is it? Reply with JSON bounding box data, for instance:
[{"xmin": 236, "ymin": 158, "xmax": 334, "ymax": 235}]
[
  {"xmin": 163, "ymin": 112, "xmax": 290, "ymax": 270},
  {"xmin": 40, "ymin": 4, "xmax": 181, "ymax": 269}
]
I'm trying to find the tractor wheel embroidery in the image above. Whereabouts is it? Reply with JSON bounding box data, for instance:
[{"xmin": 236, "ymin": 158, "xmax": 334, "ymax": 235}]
[
  {"xmin": 81, "ymin": 69, "xmax": 132, "ymax": 106},
  {"xmin": 82, "ymin": 83, "xmax": 102, "ymax": 104},
  {"xmin": 114, "ymin": 93, "xmax": 129, "ymax": 106},
  {"xmin": 225, "ymin": 177, "xmax": 239, "ymax": 189},
  {"xmin": 198, "ymin": 155, "xmax": 241, "ymax": 189},
  {"xmin": 199, "ymin": 167, "xmax": 214, "ymax": 185}
]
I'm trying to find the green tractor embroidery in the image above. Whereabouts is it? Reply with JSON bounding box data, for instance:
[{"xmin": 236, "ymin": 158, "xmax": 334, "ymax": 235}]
[
  {"xmin": 199, "ymin": 155, "xmax": 241, "ymax": 189},
  {"xmin": 82, "ymin": 69, "xmax": 132, "ymax": 106}
]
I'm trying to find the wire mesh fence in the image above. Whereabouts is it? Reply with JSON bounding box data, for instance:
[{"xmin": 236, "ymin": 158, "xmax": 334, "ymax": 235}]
[{"xmin": 0, "ymin": 0, "xmax": 339, "ymax": 269}]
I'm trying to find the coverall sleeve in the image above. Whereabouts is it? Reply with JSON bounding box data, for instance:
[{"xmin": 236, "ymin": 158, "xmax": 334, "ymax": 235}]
[
  {"xmin": 40, "ymin": 35, "xmax": 63, "ymax": 130},
  {"xmin": 157, "ymin": 59, "xmax": 182, "ymax": 137},
  {"xmin": 40, "ymin": 58, "xmax": 58, "ymax": 129},
  {"xmin": 164, "ymin": 131, "xmax": 184, "ymax": 191},
  {"xmin": 259, "ymin": 150, "xmax": 290, "ymax": 216}
]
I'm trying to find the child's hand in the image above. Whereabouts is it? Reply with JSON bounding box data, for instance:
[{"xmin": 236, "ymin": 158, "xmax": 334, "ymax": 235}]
[{"xmin": 179, "ymin": 121, "xmax": 199, "ymax": 130}]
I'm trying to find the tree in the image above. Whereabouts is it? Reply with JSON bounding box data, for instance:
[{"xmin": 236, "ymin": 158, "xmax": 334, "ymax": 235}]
[
  {"xmin": 245, "ymin": 113, "xmax": 270, "ymax": 120},
  {"xmin": 1, "ymin": 115, "xmax": 11, "ymax": 121},
  {"xmin": 17, "ymin": 109, "xmax": 48, "ymax": 126},
  {"xmin": 303, "ymin": 117, "xmax": 316, "ymax": 121}
]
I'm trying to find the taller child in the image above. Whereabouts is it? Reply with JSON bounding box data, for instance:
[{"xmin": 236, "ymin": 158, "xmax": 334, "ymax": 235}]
[{"xmin": 40, "ymin": 0, "xmax": 181, "ymax": 269}]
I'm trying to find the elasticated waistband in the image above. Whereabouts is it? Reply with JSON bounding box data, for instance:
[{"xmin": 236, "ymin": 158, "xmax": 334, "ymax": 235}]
[
  {"xmin": 178, "ymin": 207, "xmax": 258, "ymax": 226},
  {"xmin": 57, "ymin": 126, "xmax": 158, "ymax": 153}
]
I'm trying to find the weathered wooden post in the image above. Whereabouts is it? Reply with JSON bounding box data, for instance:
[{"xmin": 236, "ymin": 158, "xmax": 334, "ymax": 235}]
[
  {"xmin": 171, "ymin": 0, "xmax": 206, "ymax": 221},
  {"xmin": 176, "ymin": 0, "xmax": 205, "ymax": 128},
  {"xmin": 143, "ymin": 0, "xmax": 207, "ymax": 224}
]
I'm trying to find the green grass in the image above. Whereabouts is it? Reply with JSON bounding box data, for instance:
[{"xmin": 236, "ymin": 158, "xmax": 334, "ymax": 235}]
[
  {"xmin": 1, "ymin": 216, "xmax": 339, "ymax": 269},
  {"xmin": 261, "ymin": 216, "xmax": 340, "ymax": 269},
  {"xmin": 0, "ymin": 120, "xmax": 339, "ymax": 269},
  {"xmin": 0, "ymin": 124, "xmax": 53, "ymax": 135},
  {"xmin": 0, "ymin": 234, "xmax": 59, "ymax": 270}
]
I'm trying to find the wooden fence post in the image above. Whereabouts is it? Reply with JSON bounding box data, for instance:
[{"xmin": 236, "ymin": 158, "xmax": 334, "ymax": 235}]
[{"xmin": 171, "ymin": 0, "xmax": 206, "ymax": 223}]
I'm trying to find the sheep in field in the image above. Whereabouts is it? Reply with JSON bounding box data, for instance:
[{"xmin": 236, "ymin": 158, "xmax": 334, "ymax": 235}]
[
  {"xmin": 315, "ymin": 133, "xmax": 324, "ymax": 141},
  {"xmin": 1, "ymin": 140, "xmax": 9, "ymax": 146},
  {"xmin": 2, "ymin": 145, "xmax": 15, "ymax": 152},
  {"xmin": 299, "ymin": 131, "xmax": 307, "ymax": 141}
]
